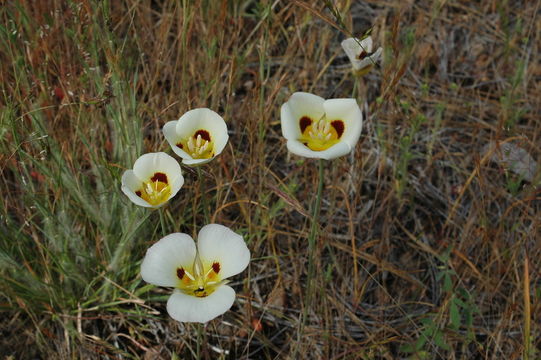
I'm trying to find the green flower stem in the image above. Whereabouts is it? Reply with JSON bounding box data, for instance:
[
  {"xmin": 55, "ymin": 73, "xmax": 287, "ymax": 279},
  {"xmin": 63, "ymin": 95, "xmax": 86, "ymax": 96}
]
[
  {"xmin": 306, "ymin": 159, "xmax": 325, "ymax": 296},
  {"xmin": 295, "ymin": 158, "xmax": 325, "ymax": 353},
  {"xmin": 352, "ymin": 77, "xmax": 358, "ymax": 98},
  {"xmin": 158, "ymin": 208, "xmax": 167, "ymax": 236},
  {"xmin": 197, "ymin": 167, "xmax": 210, "ymax": 224},
  {"xmin": 194, "ymin": 169, "xmax": 209, "ymax": 360}
]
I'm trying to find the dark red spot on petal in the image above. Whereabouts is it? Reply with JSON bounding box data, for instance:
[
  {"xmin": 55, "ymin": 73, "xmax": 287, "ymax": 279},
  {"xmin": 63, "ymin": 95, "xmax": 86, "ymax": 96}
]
[
  {"xmin": 212, "ymin": 262, "xmax": 220, "ymax": 274},
  {"xmin": 357, "ymin": 50, "xmax": 368, "ymax": 60},
  {"xmin": 151, "ymin": 172, "xmax": 168, "ymax": 184},
  {"xmin": 299, "ymin": 116, "xmax": 312, "ymax": 133},
  {"xmin": 331, "ymin": 120, "xmax": 345, "ymax": 138},
  {"xmin": 176, "ymin": 142, "xmax": 183, "ymax": 149},
  {"xmin": 193, "ymin": 129, "xmax": 211, "ymax": 142},
  {"xmin": 135, "ymin": 190, "xmax": 142, "ymax": 197},
  {"xmin": 358, "ymin": 50, "xmax": 377, "ymax": 61},
  {"xmin": 176, "ymin": 268, "xmax": 185, "ymax": 279}
]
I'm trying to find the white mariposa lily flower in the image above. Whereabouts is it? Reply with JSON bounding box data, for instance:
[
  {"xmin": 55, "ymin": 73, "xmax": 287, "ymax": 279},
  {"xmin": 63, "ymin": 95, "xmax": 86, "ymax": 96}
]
[
  {"xmin": 163, "ymin": 108, "xmax": 229, "ymax": 166},
  {"xmin": 341, "ymin": 36, "xmax": 383, "ymax": 76},
  {"xmin": 280, "ymin": 92, "xmax": 362, "ymax": 160},
  {"xmin": 121, "ymin": 152, "xmax": 184, "ymax": 208},
  {"xmin": 141, "ymin": 224, "xmax": 250, "ymax": 323}
]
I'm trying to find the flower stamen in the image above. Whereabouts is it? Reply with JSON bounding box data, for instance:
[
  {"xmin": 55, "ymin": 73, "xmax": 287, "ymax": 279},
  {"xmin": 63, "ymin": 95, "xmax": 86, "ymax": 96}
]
[
  {"xmin": 180, "ymin": 130, "xmax": 215, "ymax": 159},
  {"xmin": 298, "ymin": 116, "xmax": 345, "ymax": 151},
  {"xmin": 176, "ymin": 258, "xmax": 222, "ymax": 298},
  {"xmin": 136, "ymin": 172, "xmax": 172, "ymax": 206}
]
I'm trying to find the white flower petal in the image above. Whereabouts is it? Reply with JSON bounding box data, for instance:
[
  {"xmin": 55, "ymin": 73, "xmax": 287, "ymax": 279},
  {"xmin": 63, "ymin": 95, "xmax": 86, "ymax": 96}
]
[
  {"xmin": 286, "ymin": 140, "xmax": 351, "ymax": 160},
  {"xmin": 197, "ymin": 224, "xmax": 250, "ymax": 279},
  {"xmin": 169, "ymin": 173, "xmax": 185, "ymax": 199},
  {"xmin": 323, "ymin": 98, "xmax": 362, "ymax": 148},
  {"xmin": 341, "ymin": 37, "xmax": 365, "ymax": 70},
  {"xmin": 369, "ymin": 46, "xmax": 383, "ymax": 64},
  {"xmin": 317, "ymin": 141, "xmax": 353, "ymax": 159},
  {"xmin": 141, "ymin": 233, "xmax": 197, "ymax": 287},
  {"xmin": 169, "ymin": 109, "xmax": 229, "ymax": 164},
  {"xmin": 132, "ymin": 152, "xmax": 182, "ymax": 183},
  {"xmin": 182, "ymin": 157, "xmax": 213, "ymax": 166},
  {"xmin": 281, "ymin": 93, "xmax": 362, "ymax": 160},
  {"xmin": 122, "ymin": 152, "xmax": 183, "ymax": 208},
  {"xmin": 281, "ymin": 92, "xmax": 325, "ymax": 140},
  {"xmin": 176, "ymin": 108, "xmax": 228, "ymax": 150},
  {"xmin": 163, "ymin": 121, "xmax": 179, "ymax": 146},
  {"xmin": 166, "ymin": 285, "xmax": 236, "ymax": 323},
  {"xmin": 163, "ymin": 121, "xmax": 193, "ymax": 160},
  {"xmin": 200, "ymin": 109, "xmax": 229, "ymax": 156},
  {"xmin": 360, "ymin": 36, "xmax": 374, "ymax": 53},
  {"xmin": 356, "ymin": 58, "xmax": 370, "ymax": 70},
  {"xmin": 120, "ymin": 170, "xmax": 153, "ymax": 207},
  {"xmin": 171, "ymin": 146, "xmax": 194, "ymax": 161},
  {"xmin": 285, "ymin": 140, "xmax": 320, "ymax": 158},
  {"xmin": 174, "ymin": 109, "xmax": 204, "ymax": 139},
  {"xmin": 341, "ymin": 38, "xmax": 359, "ymax": 63},
  {"xmin": 280, "ymin": 101, "xmax": 300, "ymax": 140},
  {"xmin": 356, "ymin": 47, "xmax": 382, "ymax": 71},
  {"xmin": 341, "ymin": 37, "xmax": 379, "ymax": 71},
  {"xmin": 174, "ymin": 109, "xmax": 208, "ymax": 137}
]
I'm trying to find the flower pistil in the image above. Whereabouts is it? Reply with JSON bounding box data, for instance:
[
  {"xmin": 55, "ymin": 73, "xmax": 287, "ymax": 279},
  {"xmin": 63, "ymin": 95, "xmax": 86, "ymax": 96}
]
[{"xmin": 175, "ymin": 257, "xmax": 224, "ymax": 298}]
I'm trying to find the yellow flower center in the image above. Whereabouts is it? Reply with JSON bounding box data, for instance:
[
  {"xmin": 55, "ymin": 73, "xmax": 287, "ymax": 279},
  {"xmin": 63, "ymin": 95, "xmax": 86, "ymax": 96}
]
[
  {"xmin": 136, "ymin": 172, "xmax": 171, "ymax": 206},
  {"xmin": 298, "ymin": 116, "xmax": 345, "ymax": 151},
  {"xmin": 177, "ymin": 129, "xmax": 214, "ymax": 160},
  {"xmin": 175, "ymin": 259, "xmax": 222, "ymax": 298}
]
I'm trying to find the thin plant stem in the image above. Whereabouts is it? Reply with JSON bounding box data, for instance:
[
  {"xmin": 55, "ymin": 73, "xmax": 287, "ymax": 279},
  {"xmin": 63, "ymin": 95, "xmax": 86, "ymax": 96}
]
[
  {"xmin": 295, "ymin": 158, "xmax": 325, "ymax": 354},
  {"xmin": 197, "ymin": 167, "xmax": 210, "ymax": 223},
  {"xmin": 194, "ymin": 169, "xmax": 208, "ymax": 359},
  {"xmin": 306, "ymin": 159, "xmax": 325, "ymax": 298},
  {"xmin": 158, "ymin": 208, "xmax": 167, "ymax": 236},
  {"xmin": 196, "ymin": 322, "xmax": 202, "ymax": 359}
]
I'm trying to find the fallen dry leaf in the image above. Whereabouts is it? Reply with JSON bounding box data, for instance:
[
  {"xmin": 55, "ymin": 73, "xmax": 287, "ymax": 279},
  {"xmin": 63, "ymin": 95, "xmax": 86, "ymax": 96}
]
[{"xmin": 483, "ymin": 141, "xmax": 538, "ymax": 182}]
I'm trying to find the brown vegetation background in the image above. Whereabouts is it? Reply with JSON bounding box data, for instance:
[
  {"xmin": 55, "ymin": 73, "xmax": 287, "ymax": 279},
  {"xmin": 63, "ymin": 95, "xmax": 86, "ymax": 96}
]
[{"xmin": 0, "ymin": 0, "xmax": 540, "ymax": 358}]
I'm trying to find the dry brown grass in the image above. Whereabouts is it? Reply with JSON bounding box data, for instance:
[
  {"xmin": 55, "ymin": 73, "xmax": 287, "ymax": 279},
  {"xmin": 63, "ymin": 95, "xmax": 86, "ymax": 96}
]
[{"xmin": 0, "ymin": 0, "xmax": 540, "ymax": 359}]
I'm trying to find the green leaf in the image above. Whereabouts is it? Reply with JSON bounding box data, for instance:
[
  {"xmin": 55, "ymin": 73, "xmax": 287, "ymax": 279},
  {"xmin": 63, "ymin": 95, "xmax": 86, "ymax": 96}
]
[
  {"xmin": 443, "ymin": 272, "xmax": 453, "ymax": 293},
  {"xmin": 453, "ymin": 296, "xmax": 467, "ymax": 308},
  {"xmin": 400, "ymin": 343, "xmax": 416, "ymax": 353},
  {"xmin": 416, "ymin": 327, "xmax": 433, "ymax": 350},
  {"xmin": 433, "ymin": 329, "xmax": 451, "ymax": 351},
  {"xmin": 134, "ymin": 283, "xmax": 156, "ymax": 297},
  {"xmin": 421, "ymin": 316, "xmax": 434, "ymax": 326},
  {"xmin": 449, "ymin": 298, "xmax": 461, "ymax": 330}
]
